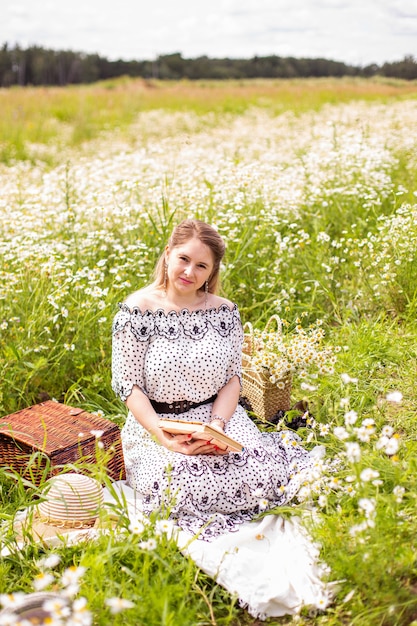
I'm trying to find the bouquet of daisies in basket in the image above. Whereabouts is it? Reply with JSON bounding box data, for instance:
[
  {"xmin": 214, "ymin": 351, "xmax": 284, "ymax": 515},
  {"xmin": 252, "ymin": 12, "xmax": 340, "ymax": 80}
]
[{"xmin": 241, "ymin": 314, "xmax": 338, "ymax": 420}]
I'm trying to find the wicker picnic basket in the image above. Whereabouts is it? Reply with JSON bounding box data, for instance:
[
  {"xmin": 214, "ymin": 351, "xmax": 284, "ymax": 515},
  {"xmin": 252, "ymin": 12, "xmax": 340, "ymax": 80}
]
[
  {"xmin": 242, "ymin": 315, "xmax": 292, "ymax": 421},
  {"xmin": 0, "ymin": 401, "xmax": 125, "ymax": 485}
]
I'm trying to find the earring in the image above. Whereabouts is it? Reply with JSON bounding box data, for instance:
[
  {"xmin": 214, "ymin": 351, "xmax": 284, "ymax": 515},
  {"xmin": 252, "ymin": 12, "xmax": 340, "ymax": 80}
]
[
  {"xmin": 204, "ymin": 280, "xmax": 209, "ymax": 309},
  {"xmin": 163, "ymin": 263, "xmax": 168, "ymax": 297}
]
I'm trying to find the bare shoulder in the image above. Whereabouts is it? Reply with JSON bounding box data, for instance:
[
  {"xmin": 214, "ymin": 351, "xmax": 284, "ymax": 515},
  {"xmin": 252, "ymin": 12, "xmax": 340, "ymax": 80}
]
[
  {"xmin": 123, "ymin": 287, "xmax": 160, "ymax": 312},
  {"xmin": 208, "ymin": 294, "xmax": 236, "ymax": 311}
]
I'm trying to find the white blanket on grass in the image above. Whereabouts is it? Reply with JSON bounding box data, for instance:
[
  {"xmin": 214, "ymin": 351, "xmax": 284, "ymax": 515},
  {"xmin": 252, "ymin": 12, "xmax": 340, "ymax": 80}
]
[
  {"xmin": 4, "ymin": 480, "xmax": 333, "ymax": 620},
  {"xmin": 104, "ymin": 481, "xmax": 333, "ymax": 619}
]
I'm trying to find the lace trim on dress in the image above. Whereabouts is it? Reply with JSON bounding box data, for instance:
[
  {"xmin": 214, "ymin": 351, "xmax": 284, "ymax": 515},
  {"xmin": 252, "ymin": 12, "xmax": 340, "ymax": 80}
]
[{"xmin": 112, "ymin": 302, "xmax": 241, "ymax": 341}]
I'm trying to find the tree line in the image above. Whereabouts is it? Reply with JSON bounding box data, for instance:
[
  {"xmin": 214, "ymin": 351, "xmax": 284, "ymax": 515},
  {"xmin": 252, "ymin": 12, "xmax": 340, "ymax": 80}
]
[{"xmin": 1, "ymin": 43, "xmax": 416, "ymax": 87}]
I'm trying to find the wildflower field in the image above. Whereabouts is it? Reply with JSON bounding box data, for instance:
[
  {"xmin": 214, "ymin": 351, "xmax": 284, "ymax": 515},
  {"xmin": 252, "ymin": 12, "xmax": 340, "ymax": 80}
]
[{"xmin": 0, "ymin": 77, "xmax": 417, "ymax": 625}]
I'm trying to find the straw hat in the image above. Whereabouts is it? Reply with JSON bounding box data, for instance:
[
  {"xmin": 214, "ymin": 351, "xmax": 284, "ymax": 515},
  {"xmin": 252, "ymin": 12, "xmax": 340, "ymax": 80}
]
[{"xmin": 14, "ymin": 473, "xmax": 104, "ymax": 543}]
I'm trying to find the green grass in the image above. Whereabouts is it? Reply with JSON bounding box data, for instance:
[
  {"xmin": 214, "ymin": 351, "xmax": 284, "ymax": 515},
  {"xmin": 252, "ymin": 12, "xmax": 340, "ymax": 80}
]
[
  {"xmin": 1, "ymin": 76, "xmax": 417, "ymax": 163},
  {"xmin": 1, "ymin": 80, "xmax": 417, "ymax": 625}
]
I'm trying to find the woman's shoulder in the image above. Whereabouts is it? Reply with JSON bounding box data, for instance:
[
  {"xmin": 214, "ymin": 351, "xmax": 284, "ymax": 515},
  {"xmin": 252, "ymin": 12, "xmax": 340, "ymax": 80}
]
[
  {"xmin": 207, "ymin": 294, "xmax": 237, "ymax": 312},
  {"xmin": 123, "ymin": 287, "xmax": 161, "ymax": 312},
  {"xmin": 118, "ymin": 290, "xmax": 238, "ymax": 319},
  {"xmin": 113, "ymin": 288, "xmax": 161, "ymax": 336}
]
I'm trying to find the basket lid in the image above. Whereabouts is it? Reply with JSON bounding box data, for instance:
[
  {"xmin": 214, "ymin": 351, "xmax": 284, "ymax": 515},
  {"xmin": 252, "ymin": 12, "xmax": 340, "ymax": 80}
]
[{"xmin": 0, "ymin": 401, "xmax": 117, "ymax": 454}]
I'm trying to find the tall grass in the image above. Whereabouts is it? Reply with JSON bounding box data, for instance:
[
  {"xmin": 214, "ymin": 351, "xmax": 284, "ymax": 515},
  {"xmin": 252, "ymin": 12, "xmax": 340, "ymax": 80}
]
[{"xmin": 1, "ymin": 80, "xmax": 417, "ymax": 624}]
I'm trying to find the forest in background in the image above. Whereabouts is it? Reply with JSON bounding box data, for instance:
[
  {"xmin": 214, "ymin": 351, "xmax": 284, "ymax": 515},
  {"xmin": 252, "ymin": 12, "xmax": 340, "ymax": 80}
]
[{"xmin": 1, "ymin": 42, "xmax": 417, "ymax": 86}]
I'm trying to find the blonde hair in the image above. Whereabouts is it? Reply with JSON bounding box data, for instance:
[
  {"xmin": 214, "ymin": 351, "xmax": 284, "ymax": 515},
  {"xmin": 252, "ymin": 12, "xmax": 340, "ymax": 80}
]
[{"xmin": 152, "ymin": 219, "xmax": 226, "ymax": 294}]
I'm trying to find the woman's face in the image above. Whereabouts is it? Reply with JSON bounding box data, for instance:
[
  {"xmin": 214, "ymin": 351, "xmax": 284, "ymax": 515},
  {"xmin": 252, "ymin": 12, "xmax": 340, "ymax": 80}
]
[{"xmin": 165, "ymin": 237, "xmax": 214, "ymax": 295}]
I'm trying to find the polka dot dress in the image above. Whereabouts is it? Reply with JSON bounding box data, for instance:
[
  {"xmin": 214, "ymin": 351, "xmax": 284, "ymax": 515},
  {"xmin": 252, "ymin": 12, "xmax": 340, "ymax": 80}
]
[{"xmin": 112, "ymin": 303, "xmax": 316, "ymax": 540}]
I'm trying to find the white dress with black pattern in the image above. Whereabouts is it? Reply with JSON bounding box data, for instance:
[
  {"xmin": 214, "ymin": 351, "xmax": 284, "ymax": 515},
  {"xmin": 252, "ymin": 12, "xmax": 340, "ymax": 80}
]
[{"xmin": 112, "ymin": 303, "xmax": 315, "ymax": 541}]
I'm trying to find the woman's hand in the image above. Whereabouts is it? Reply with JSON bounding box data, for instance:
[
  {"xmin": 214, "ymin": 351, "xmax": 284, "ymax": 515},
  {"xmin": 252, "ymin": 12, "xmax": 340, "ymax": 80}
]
[
  {"xmin": 157, "ymin": 428, "xmax": 230, "ymax": 455},
  {"xmin": 126, "ymin": 388, "xmax": 229, "ymax": 455},
  {"xmin": 206, "ymin": 420, "xmax": 229, "ymax": 451}
]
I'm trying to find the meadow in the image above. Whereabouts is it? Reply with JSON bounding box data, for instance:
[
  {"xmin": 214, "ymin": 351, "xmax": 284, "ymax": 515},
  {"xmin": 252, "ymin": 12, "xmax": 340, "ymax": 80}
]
[{"xmin": 0, "ymin": 77, "xmax": 417, "ymax": 625}]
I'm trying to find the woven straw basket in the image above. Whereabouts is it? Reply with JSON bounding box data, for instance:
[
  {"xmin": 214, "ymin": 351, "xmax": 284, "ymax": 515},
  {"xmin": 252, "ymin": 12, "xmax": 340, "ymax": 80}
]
[
  {"xmin": 242, "ymin": 315, "xmax": 292, "ymax": 421},
  {"xmin": 0, "ymin": 401, "xmax": 125, "ymax": 485}
]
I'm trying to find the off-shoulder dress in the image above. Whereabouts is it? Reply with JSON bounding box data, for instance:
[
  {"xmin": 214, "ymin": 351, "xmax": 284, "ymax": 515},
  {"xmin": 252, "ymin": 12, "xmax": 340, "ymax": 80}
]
[{"xmin": 112, "ymin": 302, "xmax": 316, "ymax": 540}]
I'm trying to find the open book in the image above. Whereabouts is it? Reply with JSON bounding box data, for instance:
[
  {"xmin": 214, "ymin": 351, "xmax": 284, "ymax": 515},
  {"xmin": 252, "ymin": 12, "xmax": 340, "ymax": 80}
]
[{"xmin": 158, "ymin": 419, "xmax": 243, "ymax": 452}]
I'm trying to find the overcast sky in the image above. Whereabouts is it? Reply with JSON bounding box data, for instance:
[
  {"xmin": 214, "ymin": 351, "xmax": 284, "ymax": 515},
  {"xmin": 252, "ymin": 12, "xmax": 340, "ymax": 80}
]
[{"xmin": 1, "ymin": 0, "xmax": 416, "ymax": 66}]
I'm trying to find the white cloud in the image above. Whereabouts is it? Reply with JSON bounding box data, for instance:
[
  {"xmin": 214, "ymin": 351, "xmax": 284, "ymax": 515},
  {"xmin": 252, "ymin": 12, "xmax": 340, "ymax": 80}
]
[{"xmin": 0, "ymin": 0, "xmax": 415, "ymax": 65}]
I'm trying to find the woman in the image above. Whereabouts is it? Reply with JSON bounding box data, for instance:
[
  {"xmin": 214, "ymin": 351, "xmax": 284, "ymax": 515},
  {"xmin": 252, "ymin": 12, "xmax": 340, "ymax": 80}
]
[{"xmin": 112, "ymin": 219, "xmax": 317, "ymax": 540}]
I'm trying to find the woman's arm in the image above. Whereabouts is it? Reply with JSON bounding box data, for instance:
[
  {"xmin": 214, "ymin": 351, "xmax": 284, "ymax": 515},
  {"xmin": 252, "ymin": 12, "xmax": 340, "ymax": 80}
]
[
  {"xmin": 209, "ymin": 375, "xmax": 241, "ymax": 431},
  {"xmin": 125, "ymin": 386, "xmax": 163, "ymax": 439},
  {"xmin": 209, "ymin": 305, "xmax": 244, "ymax": 433}
]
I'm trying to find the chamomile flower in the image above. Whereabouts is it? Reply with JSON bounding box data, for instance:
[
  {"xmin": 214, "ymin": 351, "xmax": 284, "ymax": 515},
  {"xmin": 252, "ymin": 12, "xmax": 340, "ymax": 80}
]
[
  {"xmin": 129, "ymin": 517, "xmax": 146, "ymax": 535},
  {"xmin": 344, "ymin": 410, "xmax": 358, "ymax": 426},
  {"xmin": 341, "ymin": 373, "xmax": 358, "ymax": 384},
  {"xmin": 386, "ymin": 391, "xmax": 403, "ymax": 403},
  {"xmin": 37, "ymin": 554, "xmax": 61, "ymax": 570},
  {"xmin": 139, "ymin": 538, "xmax": 157, "ymax": 551},
  {"xmin": 0, "ymin": 592, "xmax": 27, "ymax": 608},
  {"xmin": 154, "ymin": 519, "xmax": 177, "ymax": 538},
  {"xmin": 33, "ymin": 572, "xmax": 55, "ymax": 590},
  {"xmin": 42, "ymin": 597, "xmax": 71, "ymax": 619},
  {"xmin": 61, "ymin": 566, "xmax": 86, "ymax": 589},
  {"xmin": 384, "ymin": 437, "xmax": 400, "ymax": 456},
  {"xmin": 393, "ymin": 486, "xmax": 405, "ymax": 503},
  {"xmin": 333, "ymin": 426, "xmax": 349, "ymax": 440},
  {"xmin": 360, "ymin": 468, "xmax": 380, "ymax": 482},
  {"xmin": 345, "ymin": 442, "xmax": 361, "ymax": 463},
  {"xmin": 105, "ymin": 597, "xmax": 135, "ymax": 614}
]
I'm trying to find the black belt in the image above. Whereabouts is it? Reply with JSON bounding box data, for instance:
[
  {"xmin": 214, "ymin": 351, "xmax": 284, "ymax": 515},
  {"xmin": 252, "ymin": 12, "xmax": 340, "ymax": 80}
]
[{"xmin": 150, "ymin": 394, "xmax": 217, "ymax": 415}]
